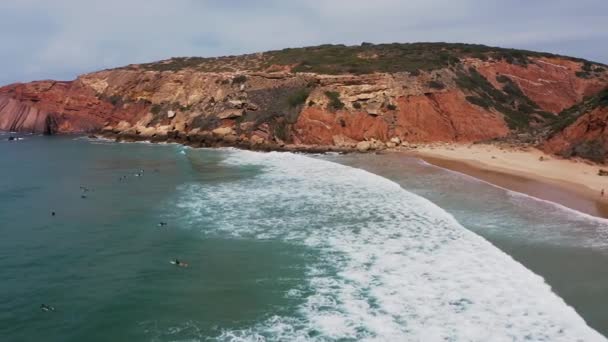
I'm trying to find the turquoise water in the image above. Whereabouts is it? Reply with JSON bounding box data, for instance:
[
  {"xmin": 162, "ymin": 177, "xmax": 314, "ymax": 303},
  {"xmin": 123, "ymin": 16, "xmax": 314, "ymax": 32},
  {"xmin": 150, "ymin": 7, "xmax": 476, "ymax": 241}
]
[{"xmin": 0, "ymin": 134, "xmax": 606, "ymax": 341}]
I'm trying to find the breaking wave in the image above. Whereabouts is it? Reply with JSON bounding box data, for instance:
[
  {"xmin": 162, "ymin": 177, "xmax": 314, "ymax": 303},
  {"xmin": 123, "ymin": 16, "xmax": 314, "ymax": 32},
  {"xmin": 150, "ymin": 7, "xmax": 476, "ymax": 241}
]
[{"xmin": 174, "ymin": 150, "xmax": 604, "ymax": 341}]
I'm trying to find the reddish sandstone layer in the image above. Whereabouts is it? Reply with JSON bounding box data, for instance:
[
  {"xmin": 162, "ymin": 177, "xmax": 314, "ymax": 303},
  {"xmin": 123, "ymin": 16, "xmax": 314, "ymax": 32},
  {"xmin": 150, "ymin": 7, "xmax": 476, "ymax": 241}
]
[
  {"xmin": 474, "ymin": 58, "xmax": 606, "ymax": 113},
  {"xmin": 293, "ymin": 90, "xmax": 509, "ymax": 145},
  {"xmin": 293, "ymin": 107, "xmax": 390, "ymax": 145},
  {"xmin": 544, "ymin": 106, "xmax": 608, "ymax": 155},
  {"xmin": 0, "ymin": 80, "xmax": 146, "ymax": 133},
  {"xmin": 391, "ymin": 91, "xmax": 508, "ymax": 142}
]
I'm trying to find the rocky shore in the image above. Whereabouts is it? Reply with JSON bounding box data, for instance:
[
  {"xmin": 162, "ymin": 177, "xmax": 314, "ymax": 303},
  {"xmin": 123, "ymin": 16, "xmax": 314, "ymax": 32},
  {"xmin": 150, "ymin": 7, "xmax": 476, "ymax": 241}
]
[{"xmin": 98, "ymin": 124, "xmax": 413, "ymax": 154}]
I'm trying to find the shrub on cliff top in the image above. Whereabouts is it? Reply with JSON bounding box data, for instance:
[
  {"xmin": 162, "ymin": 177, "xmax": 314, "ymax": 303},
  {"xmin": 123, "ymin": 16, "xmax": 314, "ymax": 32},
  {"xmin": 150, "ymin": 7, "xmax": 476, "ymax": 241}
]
[
  {"xmin": 151, "ymin": 104, "xmax": 162, "ymax": 115},
  {"xmin": 232, "ymin": 75, "xmax": 247, "ymax": 84},
  {"xmin": 287, "ymin": 88, "xmax": 311, "ymax": 108},
  {"xmin": 107, "ymin": 95, "xmax": 122, "ymax": 106},
  {"xmin": 599, "ymin": 89, "xmax": 608, "ymax": 107},
  {"xmin": 129, "ymin": 42, "xmax": 605, "ymax": 75},
  {"xmin": 582, "ymin": 62, "xmax": 593, "ymax": 72},
  {"xmin": 428, "ymin": 80, "xmax": 445, "ymax": 90},
  {"xmin": 496, "ymin": 75, "xmax": 511, "ymax": 83},
  {"xmin": 325, "ymin": 91, "xmax": 344, "ymax": 111}
]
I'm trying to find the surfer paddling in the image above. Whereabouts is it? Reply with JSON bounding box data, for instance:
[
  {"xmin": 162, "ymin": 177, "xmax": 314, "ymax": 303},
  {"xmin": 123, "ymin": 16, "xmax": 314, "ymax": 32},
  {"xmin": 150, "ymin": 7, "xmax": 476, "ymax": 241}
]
[
  {"xmin": 40, "ymin": 304, "xmax": 56, "ymax": 312},
  {"xmin": 171, "ymin": 259, "xmax": 188, "ymax": 267}
]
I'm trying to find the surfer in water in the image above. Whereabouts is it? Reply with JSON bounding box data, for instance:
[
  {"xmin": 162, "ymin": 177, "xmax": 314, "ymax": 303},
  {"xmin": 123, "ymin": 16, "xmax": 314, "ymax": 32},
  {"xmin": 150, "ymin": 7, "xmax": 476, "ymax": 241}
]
[
  {"xmin": 171, "ymin": 259, "xmax": 188, "ymax": 267},
  {"xmin": 158, "ymin": 222, "xmax": 168, "ymax": 227},
  {"xmin": 40, "ymin": 304, "xmax": 56, "ymax": 312}
]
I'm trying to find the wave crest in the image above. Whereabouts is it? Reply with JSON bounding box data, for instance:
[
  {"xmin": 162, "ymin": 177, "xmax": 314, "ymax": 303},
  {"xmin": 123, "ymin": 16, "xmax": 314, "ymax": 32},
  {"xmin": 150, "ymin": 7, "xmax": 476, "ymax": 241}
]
[{"xmin": 175, "ymin": 150, "xmax": 604, "ymax": 341}]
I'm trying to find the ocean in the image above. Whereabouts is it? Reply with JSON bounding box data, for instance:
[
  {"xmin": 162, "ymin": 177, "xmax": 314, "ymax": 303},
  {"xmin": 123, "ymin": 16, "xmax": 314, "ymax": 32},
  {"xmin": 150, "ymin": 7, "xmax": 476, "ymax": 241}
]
[{"xmin": 0, "ymin": 133, "xmax": 606, "ymax": 341}]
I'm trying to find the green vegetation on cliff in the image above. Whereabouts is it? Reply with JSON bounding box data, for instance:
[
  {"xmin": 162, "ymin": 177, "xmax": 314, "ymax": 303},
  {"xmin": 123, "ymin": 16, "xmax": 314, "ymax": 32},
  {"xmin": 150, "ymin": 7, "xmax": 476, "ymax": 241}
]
[
  {"xmin": 133, "ymin": 42, "xmax": 600, "ymax": 74},
  {"xmin": 548, "ymin": 88, "xmax": 608, "ymax": 136},
  {"xmin": 456, "ymin": 68, "xmax": 551, "ymax": 129},
  {"xmin": 562, "ymin": 139, "xmax": 606, "ymax": 163},
  {"xmin": 287, "ymin": 89, "xmax": 311, "ymax": 108},
  {"xmin": 324, "ymin": 91, "xmax": 344, "ymax": 111}
]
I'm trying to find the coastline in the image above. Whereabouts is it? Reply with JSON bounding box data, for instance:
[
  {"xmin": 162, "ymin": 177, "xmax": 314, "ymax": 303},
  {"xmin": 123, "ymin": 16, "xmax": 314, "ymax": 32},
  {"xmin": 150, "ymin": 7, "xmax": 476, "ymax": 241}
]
[
  {"xmin": 409, "ymin": 143, "xmax": 608, "ymax": 219},
  {"xmin": 17, "ymin": 130, "xmax": 608, "ymax": 219}
]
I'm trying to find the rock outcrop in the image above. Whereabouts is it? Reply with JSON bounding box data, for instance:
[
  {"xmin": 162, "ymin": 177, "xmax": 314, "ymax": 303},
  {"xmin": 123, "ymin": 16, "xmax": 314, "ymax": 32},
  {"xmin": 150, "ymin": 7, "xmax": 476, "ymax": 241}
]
[
  {"xmin": 543, "ymin": 89, "xmax": 608, "ymax": 162},
  {"xmin": 0, "ymin": 42, "xmax": 607, "ymax": 160},
  {"xmin": 0, "ymin": 80, "xmax": 147, "ymax": 134}
]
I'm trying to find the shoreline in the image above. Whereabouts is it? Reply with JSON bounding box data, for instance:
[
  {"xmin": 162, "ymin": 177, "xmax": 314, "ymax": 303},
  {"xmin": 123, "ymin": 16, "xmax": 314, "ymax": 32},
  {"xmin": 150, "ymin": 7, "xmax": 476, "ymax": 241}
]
[
  {"xmin": 10, "ymin": 130, "xmax": 608, "ymax": 219},
  {"xmin": 409, "ymin": 144, "xmax": 608, "ymax": 219},
  {"xmin": 108, "ymin": 130, "xmax": 608, "ymax": 220}
]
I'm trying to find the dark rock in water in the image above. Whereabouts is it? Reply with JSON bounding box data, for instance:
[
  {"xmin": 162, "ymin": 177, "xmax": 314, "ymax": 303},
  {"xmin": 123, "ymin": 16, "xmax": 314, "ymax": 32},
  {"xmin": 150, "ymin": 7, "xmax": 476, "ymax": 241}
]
[
  {"xmin": 598, "ymin": 169, "xmax": 608, "ymax": 176},
  {"xmin": 8, "ymin": 136, "xmax": 15, "ymax": 141}
]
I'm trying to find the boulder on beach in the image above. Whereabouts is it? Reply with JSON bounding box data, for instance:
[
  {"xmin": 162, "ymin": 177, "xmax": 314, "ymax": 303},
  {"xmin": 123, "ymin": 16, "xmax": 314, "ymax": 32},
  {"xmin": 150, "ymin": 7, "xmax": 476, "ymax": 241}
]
[
  {"xmin": 223, "ymin": 134, "xmax": 239, "ymax": 143},
  {"xmin": 212, "ymin": 127, "xmax": 234, "ymax": 137},
  {"xmin": 357, "ymin": 141, "xmax": 371, "ymax": 152},
  {"xmin": 333, "ymin": 134, "xmax": 357, "ymax": 148},
  {"xmin": 250, "ymin": 135, "xmax": 265, "ymax": 145}
]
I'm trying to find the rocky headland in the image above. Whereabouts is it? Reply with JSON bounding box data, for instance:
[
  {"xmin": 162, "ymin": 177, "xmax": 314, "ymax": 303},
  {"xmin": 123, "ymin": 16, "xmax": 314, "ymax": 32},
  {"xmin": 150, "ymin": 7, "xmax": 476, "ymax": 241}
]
[{"xmin": 1, "ymin": 43, "xmax": 607, "ymax": 161}]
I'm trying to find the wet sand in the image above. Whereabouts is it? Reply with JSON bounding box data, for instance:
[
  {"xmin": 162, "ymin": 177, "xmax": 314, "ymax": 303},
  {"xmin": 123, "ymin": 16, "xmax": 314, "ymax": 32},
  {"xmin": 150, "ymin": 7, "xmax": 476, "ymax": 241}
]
[
  {"xmin": 409, "ymin": 144, "xmax": 608, "ymax": 218},
  {"xmin": 330, "ymin": 151, "xmax": 608, "ymax": 337}
]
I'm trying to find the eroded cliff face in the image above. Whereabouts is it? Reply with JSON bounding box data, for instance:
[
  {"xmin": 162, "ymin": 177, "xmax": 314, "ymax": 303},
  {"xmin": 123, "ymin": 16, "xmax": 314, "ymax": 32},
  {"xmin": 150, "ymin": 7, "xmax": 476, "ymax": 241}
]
[
  {"xmin": 473, "ymin": 57, "xmax": 606, "ymax": 113},
  {"xmin": 76, "ymin": 66, "xmax": 517, "ymax": 148},
  {"xmin": 0, "ymin": 80, "xmax": 146, "ymax": 133},
  {"xmin": 543, "ymin": 89, "xmax": 608, "ymax": 162},
  {"xmin": 544, "ymin": 107, "xmax": 608, "ymax": 157},
  {"xmin": 1, "ymin": 43, "xmax": 607, "ymax": 158}
]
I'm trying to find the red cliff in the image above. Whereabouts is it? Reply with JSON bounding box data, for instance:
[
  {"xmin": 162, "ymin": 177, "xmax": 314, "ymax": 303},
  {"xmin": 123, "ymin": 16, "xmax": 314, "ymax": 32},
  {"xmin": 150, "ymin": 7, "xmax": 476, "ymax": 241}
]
[{"xmin": 1, "ymin": 43, "xmax": 607, "ymax": 160}]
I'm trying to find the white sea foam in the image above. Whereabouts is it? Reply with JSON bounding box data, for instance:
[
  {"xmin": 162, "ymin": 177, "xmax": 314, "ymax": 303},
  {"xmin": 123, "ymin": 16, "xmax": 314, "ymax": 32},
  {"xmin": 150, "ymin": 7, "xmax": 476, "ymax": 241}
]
[{"xmin": 175, "ymin": 150, "xmax": 605, "ymax": 341}]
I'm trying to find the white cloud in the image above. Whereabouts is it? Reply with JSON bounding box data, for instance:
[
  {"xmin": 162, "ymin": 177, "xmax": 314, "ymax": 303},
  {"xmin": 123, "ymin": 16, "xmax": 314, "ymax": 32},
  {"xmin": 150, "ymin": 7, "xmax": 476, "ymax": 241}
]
[{"xmin": 1, "ymin": 0, "xmax": 607, "ymax": 84}]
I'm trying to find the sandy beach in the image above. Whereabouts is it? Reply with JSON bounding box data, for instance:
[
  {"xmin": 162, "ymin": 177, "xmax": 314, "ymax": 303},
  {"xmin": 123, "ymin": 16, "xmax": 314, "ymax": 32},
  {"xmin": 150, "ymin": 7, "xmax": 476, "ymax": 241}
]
[{"xmin": 410, "ymin": 143, "xmax": 608, "ymax": 218}]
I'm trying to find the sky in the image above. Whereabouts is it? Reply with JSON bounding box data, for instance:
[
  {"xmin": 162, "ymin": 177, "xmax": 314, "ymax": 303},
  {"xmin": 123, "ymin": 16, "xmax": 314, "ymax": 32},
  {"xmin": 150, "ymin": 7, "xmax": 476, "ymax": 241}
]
[{"xmin": 1, "ymin": 0, "xmax": 607, "ymax": 85}]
